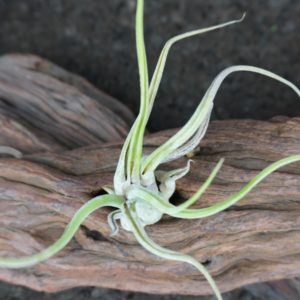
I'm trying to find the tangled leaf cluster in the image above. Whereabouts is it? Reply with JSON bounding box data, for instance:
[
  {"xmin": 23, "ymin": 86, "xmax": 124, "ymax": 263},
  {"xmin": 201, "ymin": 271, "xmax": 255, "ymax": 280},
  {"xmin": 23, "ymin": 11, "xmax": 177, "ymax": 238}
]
[{"xmin": 1, "ymin": 1, "xmax": 300, "ymax": 299}]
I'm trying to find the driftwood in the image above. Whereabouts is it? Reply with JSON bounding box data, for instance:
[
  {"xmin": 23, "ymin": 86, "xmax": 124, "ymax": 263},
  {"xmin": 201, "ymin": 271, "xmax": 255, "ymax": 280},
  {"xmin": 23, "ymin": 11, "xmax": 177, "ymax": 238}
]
[
  {"xmin": 245, "ymin": 278, "xmax": 300, "ymax": 300},
  {"xmin": 0, "ymin": 54, "xmax": 300, "ymax": 296},
  {"xmin": 1, "ymin": 116, "xmax": 300, "ymax": 295},
  {"xmin": 0, "ymin": 54, "xmax": 134, "ymax": 153}
]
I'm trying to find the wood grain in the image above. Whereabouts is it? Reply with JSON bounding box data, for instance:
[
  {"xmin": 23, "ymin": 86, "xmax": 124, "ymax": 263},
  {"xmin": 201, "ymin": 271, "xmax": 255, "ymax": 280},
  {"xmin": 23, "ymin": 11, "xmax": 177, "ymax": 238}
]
[
  {"xmin": 0, "ymin": 54, "xmax": 135, "ymax": 153},
  {"xmin": 1, "ymin": 118, "xmax": 300, "ymax": 295},
  {"xmin": 0, "ymin": 54, "xmax": 300, "ymax": 296}
]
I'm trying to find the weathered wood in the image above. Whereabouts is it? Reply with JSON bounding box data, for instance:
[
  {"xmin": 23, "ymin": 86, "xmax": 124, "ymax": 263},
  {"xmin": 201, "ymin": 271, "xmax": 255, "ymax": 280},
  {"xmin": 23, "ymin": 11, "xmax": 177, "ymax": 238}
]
[
  {"xmin": 0, "ymin": 54, "xmax": 299, "ymax": 296},
  {"xmin": 1, "ymin": 114, "xmax": 300, "ymax": 295},
  {"xmin": 245, "ymin": 278, "xmax": 300, "ymax": 300},
  {"xmin": 0, "ymin": 54, "xmax": 135, "ymax": 153}
]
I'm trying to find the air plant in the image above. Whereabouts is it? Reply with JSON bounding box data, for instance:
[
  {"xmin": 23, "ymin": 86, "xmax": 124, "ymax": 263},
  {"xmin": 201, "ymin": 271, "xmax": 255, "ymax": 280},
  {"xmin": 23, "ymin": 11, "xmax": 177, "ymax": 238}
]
[{"xmin": 0, "ymin": 1, "xmax": 300, "ymax": 299}]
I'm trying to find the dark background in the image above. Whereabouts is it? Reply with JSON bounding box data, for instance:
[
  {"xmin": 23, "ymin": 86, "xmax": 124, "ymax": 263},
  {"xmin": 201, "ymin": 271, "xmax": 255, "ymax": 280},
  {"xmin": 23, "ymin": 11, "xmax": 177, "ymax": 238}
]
[
  {"xmin": 0, "ymin": 0, "xmax": 299, "ymax": 299},
  {"xmin": 1, "ymin": 0, "xmax": 300, "ymax": 133}
]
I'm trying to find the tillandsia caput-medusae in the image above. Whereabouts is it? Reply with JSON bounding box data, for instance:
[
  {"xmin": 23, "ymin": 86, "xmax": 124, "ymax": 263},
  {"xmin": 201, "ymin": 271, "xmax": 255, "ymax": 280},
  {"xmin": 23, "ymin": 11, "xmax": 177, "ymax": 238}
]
[{"xmin": 1, "ymin": 1, "xmax": 300, "ymax": 299}]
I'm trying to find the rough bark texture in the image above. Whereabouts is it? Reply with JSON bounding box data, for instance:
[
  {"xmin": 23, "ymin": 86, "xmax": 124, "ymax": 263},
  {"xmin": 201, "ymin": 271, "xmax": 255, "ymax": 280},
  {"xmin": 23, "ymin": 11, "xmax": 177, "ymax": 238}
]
[
  {"xmin": 0, "ymin": 54, "xmax": 300, "ymax": 297},
  {"xmin": 0, "ymin": 54, "xmax": 134, "ymax": 153},
  {"xmin": 1, "ymin": 115, "xmax": 300, "ymax": 295}
]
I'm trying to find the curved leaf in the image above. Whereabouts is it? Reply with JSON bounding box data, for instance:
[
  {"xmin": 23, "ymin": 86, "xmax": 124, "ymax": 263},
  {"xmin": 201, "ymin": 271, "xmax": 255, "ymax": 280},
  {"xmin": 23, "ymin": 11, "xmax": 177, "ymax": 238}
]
[
  {"xmin": 142, "ymin": 65, "xmax": 300, "ymax": 180},
  {"xmin": 0, "ymin": 146, "xmax": 22, "ymax": 159},
  {"xmin": 0, "ymin": 195, "xmax": 125, "ymax": 268},
  {"xmin": 122, "ymin": 202, "xmax": 223, "ymax": 300}
]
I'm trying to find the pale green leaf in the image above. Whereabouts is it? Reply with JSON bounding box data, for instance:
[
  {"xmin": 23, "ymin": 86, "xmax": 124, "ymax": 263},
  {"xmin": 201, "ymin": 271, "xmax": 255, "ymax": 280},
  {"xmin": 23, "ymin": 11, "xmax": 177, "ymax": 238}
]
[
  {"xmin": 0, "ymin": 195, "xmax": 125, "ymax": 268},
  {"xmin": 126, "ymin": 0, "xmax": 149, "ymax": 184},
  {"xmin": 122, "ymin": 202, "xmax": 223, "ymax": 300},
  {"xmin": 142, "ymin": 65, "xmax": 300, "ymax": 180},
  {"xmin": 147, "ymin": 14, "xmax": 245, "ymax": 119},
  {"xmin": 0, "ymin": 146, "xmax": 22, "ymax": 159}
]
